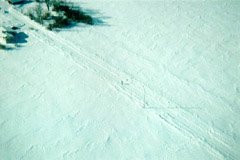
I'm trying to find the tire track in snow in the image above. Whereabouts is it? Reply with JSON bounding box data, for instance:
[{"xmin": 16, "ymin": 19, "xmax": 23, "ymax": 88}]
[
  {"xmin": 59, "ymin": 17, "xmax": 239, "ymax": 160},
  {"xmin": 9, "ymin": 7, "xmax": 238, "ymax": 160},
  {"xmin": 81, "ymin": 13, "xmax": 238, "ymax": 114}
]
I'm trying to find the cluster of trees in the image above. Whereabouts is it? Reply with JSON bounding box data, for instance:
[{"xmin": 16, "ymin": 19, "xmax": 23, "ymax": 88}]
[{"xmin": 27, "ymin": 0, "xmax": 94, "ymax": 30}]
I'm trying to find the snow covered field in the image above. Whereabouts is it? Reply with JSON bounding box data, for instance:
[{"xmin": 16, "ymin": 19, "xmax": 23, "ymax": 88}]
[{"xmin": 0, "ymin": 0, "xmax": 240, "ymax": 159}]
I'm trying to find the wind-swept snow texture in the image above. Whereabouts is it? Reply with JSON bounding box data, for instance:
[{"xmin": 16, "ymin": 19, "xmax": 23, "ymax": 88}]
[{"xmin": 1, "ymin": 0, "xmax": 240, "ymax": 160}]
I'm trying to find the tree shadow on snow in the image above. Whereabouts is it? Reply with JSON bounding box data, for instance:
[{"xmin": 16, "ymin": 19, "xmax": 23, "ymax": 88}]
[
  {"xmin": 52, "ymin": 5, "xmax": 111, "ymax": 31},
  {"xmin": 9, "ymin": 32, "xmax": 29, "ymax": 44},
  {"xmin": 14, "ymin": 0, "xmax": 33, "ymax": 7},
  {"xmin": 1, "ymin": 32, "xmax": 29, "ymax": 51},
  {"xmin": 83, "ymin": 8, "xmax": 111, "ymax": 26}
]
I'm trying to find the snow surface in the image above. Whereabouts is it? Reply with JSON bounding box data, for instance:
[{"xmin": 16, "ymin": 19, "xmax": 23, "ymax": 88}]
[{"xmin": 1, "ymin": 0, "xmax": 240, "ymax": 160}]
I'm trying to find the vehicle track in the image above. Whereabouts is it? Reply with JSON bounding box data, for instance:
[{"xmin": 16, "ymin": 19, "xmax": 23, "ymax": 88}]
[{"xmin": 9, "ymin": 7, "xmax": 238, "ymax": 160}]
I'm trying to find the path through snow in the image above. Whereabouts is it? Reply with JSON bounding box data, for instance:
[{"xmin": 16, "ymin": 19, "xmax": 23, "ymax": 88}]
[{"xmin": 0, "ymin": 1, "xmax": 240, "ymax": 160}]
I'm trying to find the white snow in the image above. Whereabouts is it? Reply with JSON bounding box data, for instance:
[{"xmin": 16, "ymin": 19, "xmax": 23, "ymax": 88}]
[{"xmin": 0, "ymin": 0, "xmax": 240, "ymax": 160}]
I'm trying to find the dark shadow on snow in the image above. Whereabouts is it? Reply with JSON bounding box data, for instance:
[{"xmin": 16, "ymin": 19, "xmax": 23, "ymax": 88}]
[
  {"xmin": 13, "ymin": 0, "xmax": 33, "ymax": 7},
  {"xmin": 78, "ymin": 7, "xmax": 111, "ymax": 27},
  {"xmin": 54, "ymin": 9, "xmax": 110, "ymax": 31},
  {"xmin": 51, "ymin": 2, "xmax": 110, "ymax": 30},
  {"xmin": 1, "ymin": 31, "xmax": 29, "ymax": 51},
  {"xmin": 8, "ymin": 32, "xmax": 29, "ymax": 44},
  {"xmin": 0, "ymin": 44, "xmax": 14, "ymax": 51}
]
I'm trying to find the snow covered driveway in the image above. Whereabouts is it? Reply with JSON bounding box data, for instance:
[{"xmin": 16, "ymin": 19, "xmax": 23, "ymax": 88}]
[{"xmin": 1, "ymin": 1, "xmax": 240, "ymax": 160}]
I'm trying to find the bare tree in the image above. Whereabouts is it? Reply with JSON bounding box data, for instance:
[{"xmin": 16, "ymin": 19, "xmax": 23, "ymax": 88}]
[
  {"xmin": 45, "ymin": 0, "xmax": 50, "ymax": 11},
  {"xmin": 36, "ymin": 3, "xmax": 43, "ymax": 24}
]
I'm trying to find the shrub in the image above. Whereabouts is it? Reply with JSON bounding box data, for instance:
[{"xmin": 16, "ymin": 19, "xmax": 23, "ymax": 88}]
[
  {"xmin": 26, "ymin": 4, "xmax": 44, "ymax": 24},
  {"xmin": 35, "ymin": 4, "xmax": 44, "ymax": 24},
  {"xmin": 42, "ymin": 12, "xmax": 51, "ymax": 20},
  {"xmin": 27, "ymin": 9, "xmax": 35, "ymax": 20}
]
